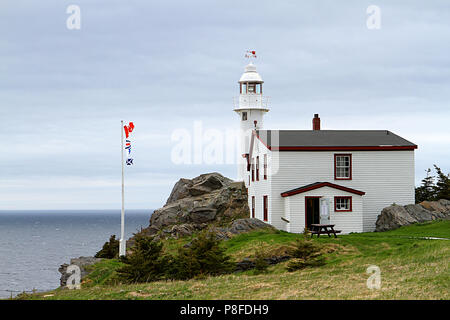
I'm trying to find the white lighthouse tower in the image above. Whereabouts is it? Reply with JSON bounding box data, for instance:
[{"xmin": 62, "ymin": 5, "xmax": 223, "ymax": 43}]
[{"xmin": 234, "ymin": 62, "xmax": 270, "ymax": 182}]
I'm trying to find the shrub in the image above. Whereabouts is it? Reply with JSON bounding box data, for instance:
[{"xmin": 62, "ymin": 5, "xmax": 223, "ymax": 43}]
[
  {"xmin": 117, "ymin": 235, "xmax": 168, "ymax": 283},
  {"xmin": 286, "ymin": 239, "xmax": 325, "ymax": 272},
  {"xmin": 95, "ymin": 235, "xmax": 119, "ymax": 259},
  {"xmin": 253, "ymin": 249, "xmax": 269, "ymax": 274},
  {"xmin": 167, "ymin": 230, "xmax": 234, "ymax": 280}
]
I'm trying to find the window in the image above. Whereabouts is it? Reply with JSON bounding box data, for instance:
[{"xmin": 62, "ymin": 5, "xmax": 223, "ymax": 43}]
[
  {"xmin": 263, "ymin": 196, "xmax": 268, "ymax": 221},
  {"xmin": 256, "ymin": 156, "xmax": 260, "ymax": 181},
  {"xmin": 251, "ymin": 158, "xmax": 255, "ymax": 182},
  {"xmin": 334, "ymin": 197, "xmax": 352, "ymax": 212},
  {"xmin": 251, "ymin": 196, "xmax": 255, "ymax": 218},
  {"xmin": 242, "ymin": 112, "xmax": 247, "ymax": 121},
  {"xmin": 241, "ymin": 83, "xmax": 247, "ymax": 94},
  {"xmin": 263, "ymin": 154, "xmax": 267, "ymax": 180},
  {"xmin": 334, "ymin": 154, "xmax": 352, "ymax": 180},
  {"xmin": 248, "ymin": 83, "xmax": 256, "ymax": 93}
]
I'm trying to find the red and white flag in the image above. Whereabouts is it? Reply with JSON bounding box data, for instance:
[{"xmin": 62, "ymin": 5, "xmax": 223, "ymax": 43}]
[{"xmin": 123, "ymin": 122, "xmax": 134, "ymax": 138}]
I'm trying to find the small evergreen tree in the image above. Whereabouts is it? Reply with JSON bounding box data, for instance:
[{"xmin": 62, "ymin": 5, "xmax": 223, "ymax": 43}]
[
  {"xmin": 286, "ymin": 239, "xmax": 325, "ymax": 272},
  {"xmin": 415, "ymin": 168, "xmax": 435, "ymax": 203},
  {"xmin": 117, "ymin": 235, "xmax": 168, "ymax": 283},
  {"xmin": 253, "ymin": 249, "xmax": 269, "ymax": 274},
  {"xmin": 95, "ymin": 235, "xmax": 120, "ymax": 259},
  {"xmin": 433, "ymin": 165, "xmax": 450, "ymax": 200},
  {"xmin": 168, "ymin": 230, "xmax": 233, "ymax": 280}
]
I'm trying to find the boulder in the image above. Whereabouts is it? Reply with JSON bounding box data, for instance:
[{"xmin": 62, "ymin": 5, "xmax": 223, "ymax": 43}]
[
  {"xmin": 128, "ymin": 173, "xmax": 250, "ymax": 243},
  {"xmin": 165, "ymin": 178, "xmax": 192, "ymax": 205},
  {"xmin": 229, "ymin": 218, "xmax": 274, "ymax": 235},
  {"xmin": 58, "ymin": 256, "xmax": 101, "ymax": 287},
  {"xmin": 375, "ymin": 200, "xmax": 450, "ymax": 232},
  {"xmin": 165, "ymin": 173, "xmax": 233, "ymax": 205},
  {"xmin": 210, "ymin": 218, "xmax": 275, "ymax": 240}
]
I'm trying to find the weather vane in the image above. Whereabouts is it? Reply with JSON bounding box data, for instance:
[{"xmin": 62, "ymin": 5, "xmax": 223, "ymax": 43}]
[{"xmin": 245, "ymin": 50, "xmax": 257, "ymax": 59}]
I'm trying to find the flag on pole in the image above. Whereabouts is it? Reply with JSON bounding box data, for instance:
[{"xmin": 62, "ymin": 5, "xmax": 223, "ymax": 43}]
[
  {"xmin": 245, "ymin": 50, "xmax": 257, "ymax": 58},
  {"xmin": 123, "ymin": 122, "xmax": 135, "ymax": 165},
  {"xmin": 123, "ymin": 122, "xmax": 135, "ymax": 139}
]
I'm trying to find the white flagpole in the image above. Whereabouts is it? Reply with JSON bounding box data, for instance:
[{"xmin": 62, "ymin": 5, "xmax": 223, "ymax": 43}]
[{"xmin": 119, "ymin": 120, "xmax": 126, "ymax": 257}]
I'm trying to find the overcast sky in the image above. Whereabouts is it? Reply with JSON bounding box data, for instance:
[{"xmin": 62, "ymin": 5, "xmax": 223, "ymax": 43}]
[{"xmin": 1, "ymin": 0, "xmax": 449, "ymax": 210}]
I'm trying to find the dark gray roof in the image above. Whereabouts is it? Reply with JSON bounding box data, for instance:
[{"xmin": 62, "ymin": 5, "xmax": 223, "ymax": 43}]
[{"xmin": 255, "ymin": 130, "xmax": 417, "ymax": 149}]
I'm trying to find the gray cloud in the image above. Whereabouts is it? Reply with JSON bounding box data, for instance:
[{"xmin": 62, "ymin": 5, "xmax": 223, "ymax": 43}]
[{"xmin": 0, "ymin": 0, "xmax": 449, "ymax": 209}]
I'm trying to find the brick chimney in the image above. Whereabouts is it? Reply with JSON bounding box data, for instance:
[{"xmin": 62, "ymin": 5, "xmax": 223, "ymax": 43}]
[{"xmin": 312, "ymin": 114, "xmax": 320, "ymax": 130}]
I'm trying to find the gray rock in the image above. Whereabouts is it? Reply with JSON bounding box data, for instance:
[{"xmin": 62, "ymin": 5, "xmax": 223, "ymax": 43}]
[
  {"xmin": 404, "ymin": 204, "xmax": 435, "ymax": 221},
  {"xmin": 58, "ymin": 256, "xmax": 101, "ymax": 287},
  {"xmin": 375, "ymin": 200, "xmax": 450, "ymax": 232},
  {"xmin": 131, "ymin": 173, "xmax": 249, "ymax": 242},
  {"xmin": 190, "ymin": 207, "xmax": 217, "ymax": 223},
  {"xmin": 229, "ymin": 218, "xmax": 273, "ymax": 235},
  {"xmin": 165, "ymin": 173, "xmax": 233, "ymax": 205},
  {"xmin": 209, "ymin": 218, "xmax": 275, "ymax": 241}
]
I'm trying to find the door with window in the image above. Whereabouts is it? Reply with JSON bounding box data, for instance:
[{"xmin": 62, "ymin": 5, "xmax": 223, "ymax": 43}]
[{"xmin": 305, "ymin": 197, "xmax": 320, "ymax": 230}]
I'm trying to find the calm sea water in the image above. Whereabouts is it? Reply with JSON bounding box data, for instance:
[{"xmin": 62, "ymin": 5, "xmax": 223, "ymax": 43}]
[{"xmin": 0, "ymin": 210, "xmax": 151, "ymax": 298}]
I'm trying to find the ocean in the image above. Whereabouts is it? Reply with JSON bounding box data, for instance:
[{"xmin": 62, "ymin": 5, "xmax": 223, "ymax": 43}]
[{"xmin": 0, "ymin": 210, "xmax": 151, "ymax": 298}]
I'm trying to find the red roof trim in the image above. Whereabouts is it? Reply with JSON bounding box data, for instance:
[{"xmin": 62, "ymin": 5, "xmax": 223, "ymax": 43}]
[{"xmin": 281, "ymin": 182, "xmax": 365, "ymax": 197}]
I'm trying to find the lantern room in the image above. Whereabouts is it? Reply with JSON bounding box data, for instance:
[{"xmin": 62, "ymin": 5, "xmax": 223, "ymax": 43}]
[{"xmin": 239, "ymin": 63, "xmax": 263, "ymax": 95}]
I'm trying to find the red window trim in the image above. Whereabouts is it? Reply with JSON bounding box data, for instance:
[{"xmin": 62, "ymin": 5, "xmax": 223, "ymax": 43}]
[
  {"xmin": 251, "ymin": 158, "xmax": 255, "ymax": 182},
  {"xmin": 334, "ymin": 154, "xmax": 352, "ymax": 180},
  {"xmin": 263, "ymin": 154, "xmax": 267, "ymax": 180},
  {"xmin": 251, "ymin": 196, "xmax": 255, "ymax": 218},
  {"xmin": 263, "ymin": 195, "xmax": 268, "ymax": 221},
  {"xmin": 334, "ymin": 196, "xmax": 352, "ymax": 212},
  {"xmin": 256, "ymin": 156, "xmax": 260, "ymax": 181}
]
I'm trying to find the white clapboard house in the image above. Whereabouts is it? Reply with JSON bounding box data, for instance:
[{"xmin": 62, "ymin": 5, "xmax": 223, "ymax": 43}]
[{"xmin": 234, "ymin": 63, "xmax": 417, "ymax": 233}]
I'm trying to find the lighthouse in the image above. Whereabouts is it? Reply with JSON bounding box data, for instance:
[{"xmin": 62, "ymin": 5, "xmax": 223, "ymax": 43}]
[{"xmin": 234, "ymin": 62, "xmax": 270, "ymax": 182}]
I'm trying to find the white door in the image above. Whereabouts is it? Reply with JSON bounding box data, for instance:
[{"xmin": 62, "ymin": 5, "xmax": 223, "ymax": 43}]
[{"xmin": 320, "ymin": 198, "xmax": 330, "ymax": 224}]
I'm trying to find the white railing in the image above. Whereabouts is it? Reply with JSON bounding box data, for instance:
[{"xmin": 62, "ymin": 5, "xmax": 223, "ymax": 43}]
[{"xmin": 233, "ymin": 95, "xmax": 270, "ymax": 109}]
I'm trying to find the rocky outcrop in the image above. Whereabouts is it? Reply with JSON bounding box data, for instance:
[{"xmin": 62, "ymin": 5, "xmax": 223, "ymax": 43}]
[
  {"xmin": 165, "ymin": 173, "xmax": 233, "ymax": 205},
  {"xmin": 375, "ymin": 199, "xmax": 450, "ymax": 232},
  {"xmin": 127, "ymin": 173, "xmax": 251, "ymax": 248},
  {"xmin": 58, "ymin": 256, "xmax": 101, "ymax": 287},
  {"xmin": 211, "ymin": 218, "xmax": 276, "ymax": 240}
]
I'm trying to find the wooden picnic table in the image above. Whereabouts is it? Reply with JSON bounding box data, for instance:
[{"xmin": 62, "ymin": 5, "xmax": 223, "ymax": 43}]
[{"xmin": 310, "ymin": 224, "xmax": 342, "ymax": 238}]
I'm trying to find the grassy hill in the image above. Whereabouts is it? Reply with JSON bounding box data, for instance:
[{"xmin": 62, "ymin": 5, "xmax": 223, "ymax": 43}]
[{"xmin": 17, "ymin": 220, "xmax": 450, "ymax": 300}]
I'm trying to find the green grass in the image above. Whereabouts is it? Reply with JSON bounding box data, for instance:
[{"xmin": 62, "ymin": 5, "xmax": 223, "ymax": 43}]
[{"xmin": 15, "ymin": 220, "xmax": 450, "ymax": 300}]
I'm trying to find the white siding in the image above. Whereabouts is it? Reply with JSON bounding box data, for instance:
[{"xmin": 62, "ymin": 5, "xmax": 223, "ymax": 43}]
[
  {"xmin": 285, "ymin": 186, "xmax": 363, "ymax": 234},
  {"xmin": 247, "ymin": 138, "xmax": 273, "ymax": 226},
  {"xmin": 269, "ymin": 150, "xmax": 415, "ymax": 232}
]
